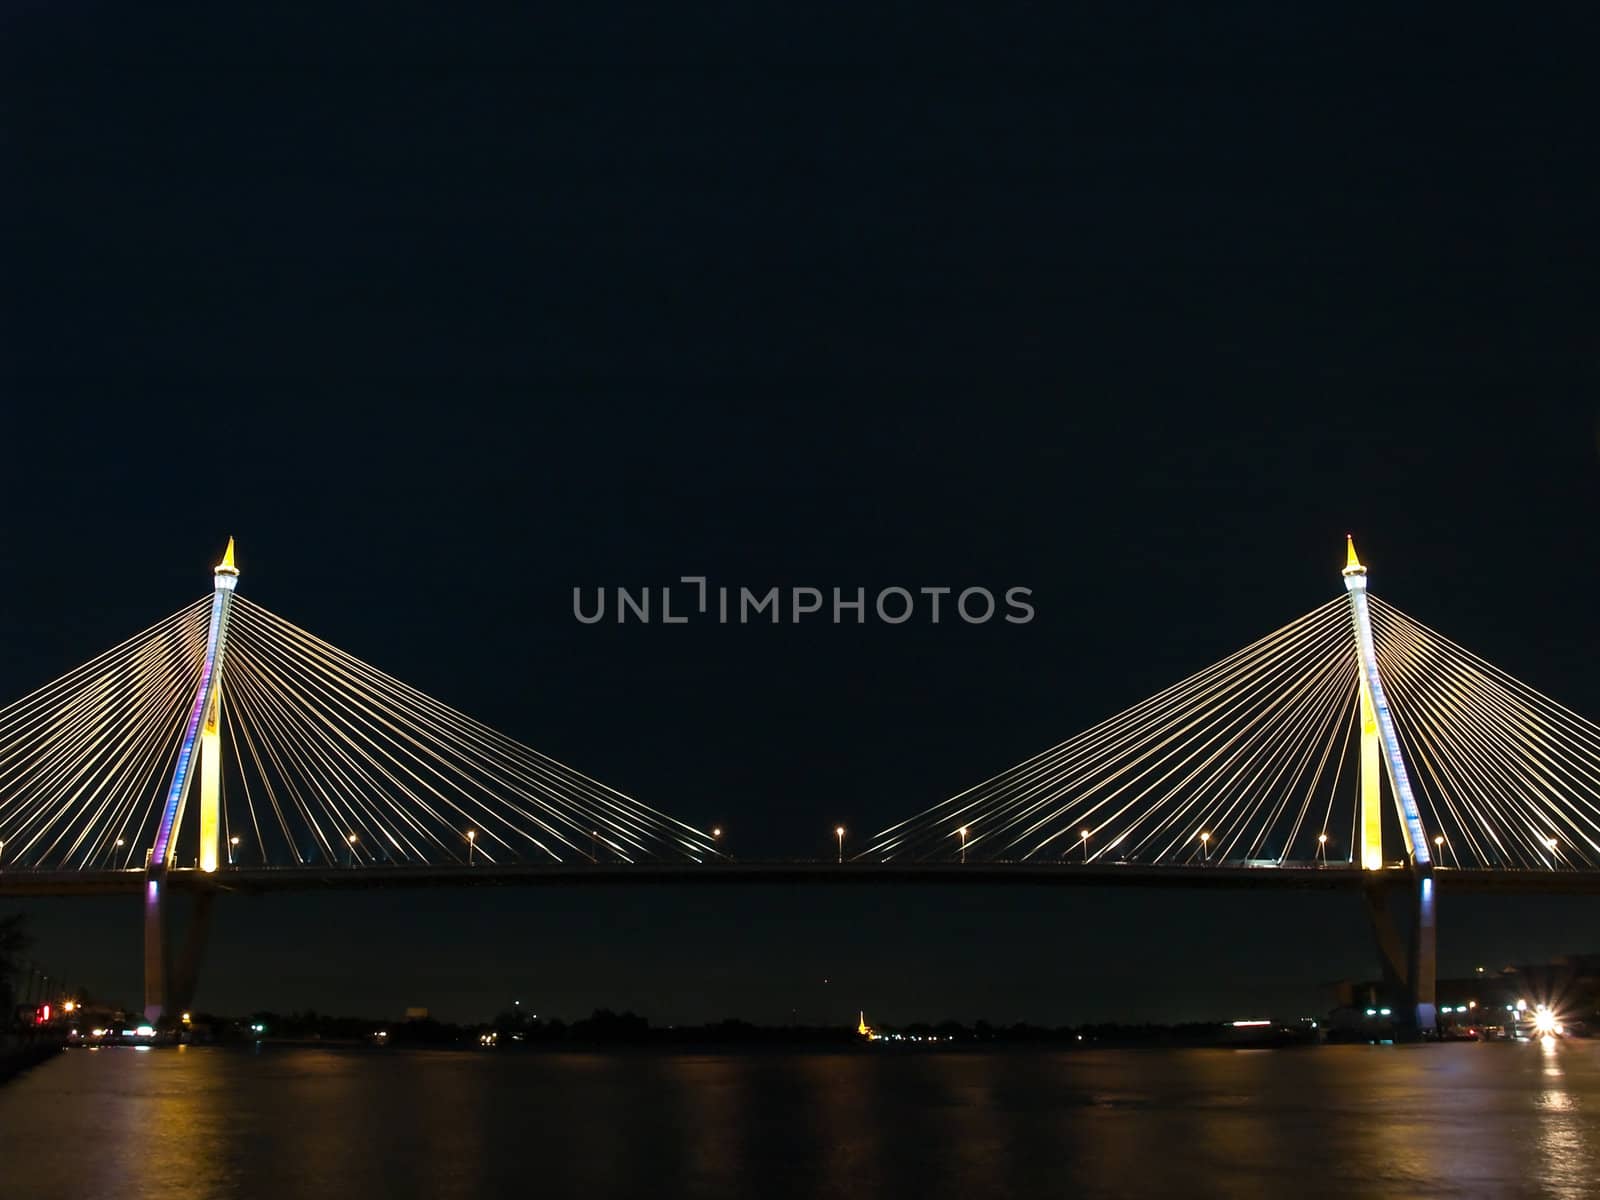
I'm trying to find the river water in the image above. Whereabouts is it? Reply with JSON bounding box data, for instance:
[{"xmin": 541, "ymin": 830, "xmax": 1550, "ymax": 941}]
[{"xmin": 1, "ymin": 1042, "xmax": 1595, "ymax": 1199}]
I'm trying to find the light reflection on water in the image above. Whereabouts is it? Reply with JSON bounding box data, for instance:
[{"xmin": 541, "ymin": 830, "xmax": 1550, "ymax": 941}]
[{"xmin": 2, "ymin": 1043, "xmax": 1596, "ymax": 1200}]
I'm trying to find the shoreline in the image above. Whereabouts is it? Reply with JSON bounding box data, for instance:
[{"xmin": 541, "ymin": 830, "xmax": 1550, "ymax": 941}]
[{"xmin": 0, "ymin": 1039, "xmax": 61, "ymax": 1084}]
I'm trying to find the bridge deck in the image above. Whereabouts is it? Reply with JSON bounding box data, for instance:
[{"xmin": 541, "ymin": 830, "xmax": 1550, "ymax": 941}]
[{"xmin": 3, "ymin": 862, "xmax": 1598, "ymax": 897}]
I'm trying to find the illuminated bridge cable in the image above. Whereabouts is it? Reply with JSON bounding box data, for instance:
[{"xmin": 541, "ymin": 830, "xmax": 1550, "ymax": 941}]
[
  {"xmin": 867, "ymin": 599, "xmax": 1340, "ymax": 859},
  {"xmin": 209, "ymin": 597, "xmax": 714, "ymax": 867},
  {"xmin": 232, "ymin": 600, "xmax": 701, "ymax": 854},
  {"xmin": 1371, "ymin": 600, "xmax": 1600, "ymax": 869},
  {"xmin": 864, "ymin": 598, "xmax": 1361, "ymax": 864},
  {"xmin": 0, "ymin": 600, "xmax": 210, "ymax": 869},
  {"xmin": 865, "ymin": 593, "xmax": 1600, "ymax": 871},
  {"xmin": 0, "ymin": 594, "xmax": 714, "ymax": 870}
]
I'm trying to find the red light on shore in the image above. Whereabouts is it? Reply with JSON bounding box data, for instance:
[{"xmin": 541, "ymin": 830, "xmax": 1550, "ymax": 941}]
[{"xmin": 37, "ymin": 1004, "xmax": 51, "ymax": 1024}]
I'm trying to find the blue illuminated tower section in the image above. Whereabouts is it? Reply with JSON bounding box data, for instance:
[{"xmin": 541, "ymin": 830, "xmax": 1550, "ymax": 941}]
[
  {"xmin": 1341, "ymin": 536, "xmax": 1436, "ymax": 1032},
  {"xmin": 143, "ymin": 540, "xmax": 239, "ymax": 1020}
]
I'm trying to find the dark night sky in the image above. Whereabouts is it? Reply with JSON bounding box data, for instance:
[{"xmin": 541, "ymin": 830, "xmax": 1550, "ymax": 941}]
[{"xmin": 3, "ymin": 4, "xmax": 1598, "ymax": 1024}]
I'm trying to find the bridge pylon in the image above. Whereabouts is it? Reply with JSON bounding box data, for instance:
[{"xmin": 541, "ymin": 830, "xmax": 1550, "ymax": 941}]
[
  {"xmin": 143, "ymin": 540, "xmax": 238, "ymax": 1020},
  {"xmin": 1342, "ymin": 536, "xmax": 1437, "ymax": 1035}
]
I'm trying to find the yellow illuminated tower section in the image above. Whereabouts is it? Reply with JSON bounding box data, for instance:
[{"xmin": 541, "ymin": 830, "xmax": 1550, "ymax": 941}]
[
  {"xmin": 198, "ymin": 538, "xmax": 238, "ymax": 872},
  {"xmin": 1342, "ymin": 535, "xmax": 1431, "ymax": 870},
  {"xmin": 1341, "ymin": 538, "xmax": 1384, "ymax": 870}
]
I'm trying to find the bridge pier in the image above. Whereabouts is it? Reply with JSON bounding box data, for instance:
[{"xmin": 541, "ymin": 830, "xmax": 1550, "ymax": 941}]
[
  {"xmin": 1343, "ymin": 538, "xmax": 1438, "ymax": 1038},
  {"xmin": 143, "ymin": 867, "xmax": 215, "ymax": 1022},
  {"xmin": 1411, "ymin": 869, "xmax": 1437, "ymax": 1032},
  {"xmin": 1360, "ymin": 868, "xmax": 1437, "ymax": 1039},
  {"xmin": 142, "ymin": 870, "xmax": 165, "ymax": 1022}
]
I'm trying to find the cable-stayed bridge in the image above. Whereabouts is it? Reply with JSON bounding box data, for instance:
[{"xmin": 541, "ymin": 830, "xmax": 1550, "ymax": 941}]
[
  {"xmin": 1, "ymin": 539, "xmax": 1598, "ymax": 1032},
  {"xmin": 867, "ymin": 548, "xmax": 1600, "ymax": 876}
]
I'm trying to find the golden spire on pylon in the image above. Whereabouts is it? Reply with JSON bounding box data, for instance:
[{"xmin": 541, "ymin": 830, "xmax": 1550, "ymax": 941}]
[
  {"xmin": 215, "ymin": 537, "xmax": 239, "ymax": 577},
  {"xmin": 1341, "ymin": 534, "xmax": 1367, "ymax": 578}
]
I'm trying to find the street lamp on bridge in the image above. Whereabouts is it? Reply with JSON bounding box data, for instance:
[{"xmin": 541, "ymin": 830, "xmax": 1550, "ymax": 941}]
[
  {"xmin": 467, "ymin": 829, "xmax": 477, "ymax": 865},
  {"xmin": 228, "ymin": 835, "xmax": 240, "ymax": 865},
  {"xmin": 1200, "ymin": 831, "xmax": 1211, "ymax": 862},
  {"xmin": 836, "ymin": 826, "xmax": 845, "ymax": 864},
  {"xmin": 346, "ymin": 833, "xmax": 358, "ymax": 867},
  {"xmin": 957, "ymin": 826, "xmax": 968, "ymax": 863},
  {"xmin": 1318, "ymin": 832, "xmax": 1328, "ymax": 865},
  {"xmin": 1081, "ymin": 829, "xmax": 1091, "ymax": 862}
]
